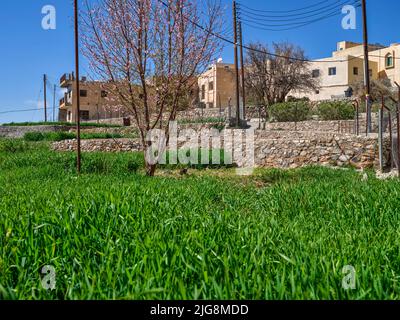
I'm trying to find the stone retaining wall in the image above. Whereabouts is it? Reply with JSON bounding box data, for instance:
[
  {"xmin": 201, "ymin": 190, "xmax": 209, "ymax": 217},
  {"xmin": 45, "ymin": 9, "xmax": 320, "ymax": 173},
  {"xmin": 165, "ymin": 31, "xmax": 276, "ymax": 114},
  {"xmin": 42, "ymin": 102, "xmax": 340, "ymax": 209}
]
[
  {"xmin": 52, "ymin": 131, "xmax": 389, "ymax": 170},
  {"xmin": 0, "ymin": 125, "xmax": 70, "ymax": 138}
]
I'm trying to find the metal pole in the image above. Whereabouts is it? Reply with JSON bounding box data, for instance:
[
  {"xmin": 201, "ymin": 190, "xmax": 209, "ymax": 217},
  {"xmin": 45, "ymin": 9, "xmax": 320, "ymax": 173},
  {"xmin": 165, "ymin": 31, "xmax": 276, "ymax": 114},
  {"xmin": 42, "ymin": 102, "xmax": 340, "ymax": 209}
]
[
  {"xmin": 353, "ymin": 100, "xmax": 360, "ymax": 135},
  {"xmin": 361, "ymin": 0, "xmax": 372, "ymax": 133},
  {"xmin": 239, "ymin": 21, "xmax": 246, "ymax": 121},
  {"xmin": 74, "ymin": 0, "xmax": 81, "ymax": 173},
  {"xmin": 43, "ymin": 74, "xmax": 47, "ymax": 122},
  {"xmin": 233, "ymin": 1, "xmax": 240, "ymax": 127}
]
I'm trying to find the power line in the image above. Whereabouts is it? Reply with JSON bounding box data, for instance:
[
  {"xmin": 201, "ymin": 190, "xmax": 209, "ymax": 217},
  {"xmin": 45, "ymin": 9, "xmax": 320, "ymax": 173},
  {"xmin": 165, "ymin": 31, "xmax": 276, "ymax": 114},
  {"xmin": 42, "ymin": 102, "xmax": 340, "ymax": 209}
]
[
  {"xmin": 237, "ymin": 0, "xmax": 359, "ymax": 18},
  {"xmin": 0, "ymin": 107, "xmax": 46, "ymax": 115},
  {"xmin": 240, "ymin": 4, "xmax": 361, "ymax": 32},
  {"xmin": 237, "ymin": 0, "xmax": 333, "ymax": 14},
  {"xmin": 238, "ymin": 1, "xmax": 360, "ymax": 23},
  {"xmin": 156, "ymin": 0, "xmax": 370, "ymax": 64}
]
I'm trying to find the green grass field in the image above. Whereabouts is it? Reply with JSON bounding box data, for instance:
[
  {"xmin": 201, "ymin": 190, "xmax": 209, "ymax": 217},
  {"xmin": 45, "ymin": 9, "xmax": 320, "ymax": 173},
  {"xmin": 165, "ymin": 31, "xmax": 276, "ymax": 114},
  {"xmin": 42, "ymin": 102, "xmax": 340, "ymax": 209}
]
[{"xmin": 1, "ymin": 140, "xmax": 400, "ymax": 300}]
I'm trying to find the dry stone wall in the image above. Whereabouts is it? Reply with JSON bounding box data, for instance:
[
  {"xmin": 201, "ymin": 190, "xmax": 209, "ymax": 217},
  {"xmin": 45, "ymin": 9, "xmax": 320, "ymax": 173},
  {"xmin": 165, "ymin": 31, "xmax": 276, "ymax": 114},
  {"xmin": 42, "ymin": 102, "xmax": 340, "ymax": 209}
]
[
  {"xmin": 0, "ymin": 125, "xmax": 70, "ymax": 138},
  {"xmin": 52, "ymin": 130, "xmax": 389, "ymax": 170}
]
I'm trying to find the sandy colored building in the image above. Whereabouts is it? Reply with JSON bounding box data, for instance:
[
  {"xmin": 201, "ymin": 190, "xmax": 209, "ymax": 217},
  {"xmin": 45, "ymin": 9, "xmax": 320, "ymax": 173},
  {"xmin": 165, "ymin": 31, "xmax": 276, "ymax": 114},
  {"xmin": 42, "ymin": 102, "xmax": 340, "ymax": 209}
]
[
  {"xmin": 198, "ymin": 62, "xmax": 238, "ymax": 109},
  {"xmin": 58, "ymin": 73, "xmax": 125, "ymax": 123},
  {"xmin": 292, "ymin": 41, "xmax": 400, "ymax": 101}
]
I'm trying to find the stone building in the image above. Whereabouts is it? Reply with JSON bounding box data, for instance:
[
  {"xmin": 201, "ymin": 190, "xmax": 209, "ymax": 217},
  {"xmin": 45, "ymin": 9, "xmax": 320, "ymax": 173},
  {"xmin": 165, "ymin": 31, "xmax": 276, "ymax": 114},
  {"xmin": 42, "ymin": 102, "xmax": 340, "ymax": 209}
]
[
  {"xmin": 291, "ymin": 41, "xmax": 400, "ymax": 101},
  {"xmin": 58, "ymin": 73, "xmax": 126, "ymax": 123},
  {"xmin": 197, "ymin": 62, "xmax": 238, "ymax": 109}
]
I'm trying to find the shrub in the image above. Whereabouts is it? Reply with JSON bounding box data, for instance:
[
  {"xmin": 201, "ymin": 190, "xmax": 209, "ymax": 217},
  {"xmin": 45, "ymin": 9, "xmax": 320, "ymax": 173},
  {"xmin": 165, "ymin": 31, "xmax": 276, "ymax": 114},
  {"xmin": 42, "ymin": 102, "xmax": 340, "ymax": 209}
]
[
  {"xmin": 23, "ymin": 132, "xmax": 46, "ymax": 142},
  {"xmin": 269, "ymin": 102, "xmax": 311, "ymax": 122},
  {"xmin": 317, "ymin": 101, "xmax": 355, "ymax": 120}
]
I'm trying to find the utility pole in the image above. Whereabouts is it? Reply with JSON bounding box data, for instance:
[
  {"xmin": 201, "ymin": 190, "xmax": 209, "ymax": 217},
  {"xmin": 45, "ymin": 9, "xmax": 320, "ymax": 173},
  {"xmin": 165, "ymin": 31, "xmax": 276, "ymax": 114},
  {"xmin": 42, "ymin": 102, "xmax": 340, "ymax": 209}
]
[
  {"xmin": 361, "ymin": 0, "xmax": 372, "ymax": 134},
  {"xmin": 239, "ymin": 21, "xmax": 246, "ymax": 121},
  {"xmin": 395, "ymin": 82, "xmax": 400, "ymax": 178},
  {"xmin": 74, "ymin": 0, "xmax": 81, "ymax": 173},
  {"xmin": 53, "ymin": 84, "xmax": 56, "ymax": 122},
  {"xmin": 233, "ymin": 1, "xmax": 241, "ymax": 127},
  {"xmin": 43, "ymin": 74, "xmax": 47, "ymax": 122}
]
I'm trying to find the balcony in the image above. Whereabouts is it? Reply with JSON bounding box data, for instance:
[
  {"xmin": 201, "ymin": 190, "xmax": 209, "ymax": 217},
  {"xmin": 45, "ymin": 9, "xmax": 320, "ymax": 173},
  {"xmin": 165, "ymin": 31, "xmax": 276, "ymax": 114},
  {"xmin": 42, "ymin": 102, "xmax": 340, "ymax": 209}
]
[
  {"xmin": 60, "ymin": 73, "xmax": 74, "ymax": 88},
  {"xmin": 59, "ymin": 94, "xmax": 72, "ymax": 108}
]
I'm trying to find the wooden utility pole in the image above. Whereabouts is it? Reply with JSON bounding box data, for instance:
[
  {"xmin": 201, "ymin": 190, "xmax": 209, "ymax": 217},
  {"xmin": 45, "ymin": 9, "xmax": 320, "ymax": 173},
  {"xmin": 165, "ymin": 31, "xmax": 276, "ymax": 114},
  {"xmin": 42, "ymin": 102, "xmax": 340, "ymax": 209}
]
[
  {"xmin": 53, "ymin": 84, "xmax": 56, "ymax": 122},
  {"xmin": 361, "ymin": 0, "xmax": 372, "ymax": 134},
  {"xmin": 43, "ymin": 74, "xmax": 47, "ymax": 122},
  {"xmin": 395, "ymin": 82, "xmax": 400, "ymax": 178},
  {"xmin": 74, "ymin": 0, "xmax": 81, "ymax": 173},
  {"xmin": 233, "ymin": 1, "xmax": 241, "ymax": 127},
  {"xmin": 239, "ymin": 21, "xmax": 246, "ymax": 121}
]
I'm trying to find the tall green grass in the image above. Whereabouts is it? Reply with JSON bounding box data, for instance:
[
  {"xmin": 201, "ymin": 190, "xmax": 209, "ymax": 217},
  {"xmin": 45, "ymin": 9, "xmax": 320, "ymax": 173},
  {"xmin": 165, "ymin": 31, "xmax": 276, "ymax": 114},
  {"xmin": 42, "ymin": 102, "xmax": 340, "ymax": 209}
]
[{"xmin": 1, "ymin": 143, "xmax": 400, "ymax": 300}]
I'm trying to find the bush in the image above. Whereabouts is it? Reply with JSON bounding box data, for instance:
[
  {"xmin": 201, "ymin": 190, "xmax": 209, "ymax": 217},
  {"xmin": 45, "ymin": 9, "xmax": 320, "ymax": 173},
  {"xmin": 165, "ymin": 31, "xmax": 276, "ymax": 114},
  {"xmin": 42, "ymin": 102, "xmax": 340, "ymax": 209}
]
[
  {"xmin": 269, "ymin": 102, "xmax": 311, "ymax": 122},
  {"xmin": 23, "ymin": 132, "xmax": 46, "ymax": 142},
  {"xmin": 317, "ymin": 101, "xmax": 355, "ymax": 120}
]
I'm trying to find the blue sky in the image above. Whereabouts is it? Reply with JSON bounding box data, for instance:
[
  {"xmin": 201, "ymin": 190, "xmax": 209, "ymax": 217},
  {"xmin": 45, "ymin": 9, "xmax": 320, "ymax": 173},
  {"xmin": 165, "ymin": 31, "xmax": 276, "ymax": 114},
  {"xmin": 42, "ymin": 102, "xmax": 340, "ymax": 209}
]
[{"xmin": 0, "ymin": 0, "xmax": 399, "ymax": 123}]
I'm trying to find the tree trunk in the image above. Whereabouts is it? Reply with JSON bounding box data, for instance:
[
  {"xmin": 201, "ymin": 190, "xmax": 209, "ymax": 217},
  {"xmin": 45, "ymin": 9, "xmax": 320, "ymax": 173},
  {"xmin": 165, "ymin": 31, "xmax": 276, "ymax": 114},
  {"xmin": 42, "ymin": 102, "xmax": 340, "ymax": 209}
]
[{"xmin": 145, "ymin": 162, "xmax": 157, "ymax": 177}]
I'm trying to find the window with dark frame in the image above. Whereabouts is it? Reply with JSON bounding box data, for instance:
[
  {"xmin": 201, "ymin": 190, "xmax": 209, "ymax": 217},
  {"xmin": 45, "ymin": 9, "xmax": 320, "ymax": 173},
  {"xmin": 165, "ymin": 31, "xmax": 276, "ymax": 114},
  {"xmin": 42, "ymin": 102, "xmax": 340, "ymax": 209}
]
[
  {"xmin": 386, "ymin": 53, "xmax": 394, "ymax": 68},
  {"xmin": 80, "ymin": 110, "xmax": 90, "ymax": 121},
  {"xmin": 101, "ymin": 90, "xmax": 107, "ymax": 98},
  {"xmin": 201, "ymin": 85, "xmax": 205, "ymax": 100},
  {"xmin": 312, "ymin": 69, "xmax": 320, "ymax": 78},
  {"xmin": 80, "ymin": 90, "xmax": 88, "ymax": 97},
  {"xmin": 353, "ymin": 67, "xmax": 359, "ymax": 75},
  {"xmin": 328, "ymin": 67, "xmax": 337, "ymax": 76}
]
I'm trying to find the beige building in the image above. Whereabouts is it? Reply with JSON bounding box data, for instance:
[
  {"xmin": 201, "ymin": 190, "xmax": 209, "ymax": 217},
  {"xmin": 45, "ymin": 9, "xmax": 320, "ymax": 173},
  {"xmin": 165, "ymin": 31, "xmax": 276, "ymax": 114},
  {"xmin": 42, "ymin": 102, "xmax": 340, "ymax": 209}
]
[
  {"xmin": 292, "ymin": 41, "xmax": 400, "ymax": 101},
  {"xmin": 59, "ymin": 73, "xmax": 125, "ymax": 122},
  {"xmin": 198, "ymin": 62, "xmax": 238, "ymax": 109}
]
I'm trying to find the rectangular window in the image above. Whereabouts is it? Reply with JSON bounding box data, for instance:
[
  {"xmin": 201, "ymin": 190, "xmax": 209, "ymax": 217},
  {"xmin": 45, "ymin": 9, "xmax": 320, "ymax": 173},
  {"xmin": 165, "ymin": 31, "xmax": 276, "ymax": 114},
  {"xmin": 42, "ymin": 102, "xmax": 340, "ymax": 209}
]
[
  {"xmin": 209, "ymin": 81, "xmax": 214, "ymax": 91},
  {"xmin": 201, "ymin": 85, "xmax": 205, "ymax": 100},
  {"xmin": 80, "ymin": 110, "xmax": 90, "ymax": 121},
  {"xmin": 328, "ymin": 67, "xmax": 337, "ymax": 76},
  {"xmin": 80, "ymin": 90, "xmax": 88, "ymax": 97},
  {"xmin": 312, "ymin": 69, "xmax": 320, "ymax": 78},
  {"xmin": 101, "ymin": 90, "xmax": 107, "ymax": 98},
  {"xmin": 353, "ymin": 67, "xmax": 359, "ymax": 75},
  {"xmin": 369, "ymin": 69, "xmax": 373, "ymax": 77}
]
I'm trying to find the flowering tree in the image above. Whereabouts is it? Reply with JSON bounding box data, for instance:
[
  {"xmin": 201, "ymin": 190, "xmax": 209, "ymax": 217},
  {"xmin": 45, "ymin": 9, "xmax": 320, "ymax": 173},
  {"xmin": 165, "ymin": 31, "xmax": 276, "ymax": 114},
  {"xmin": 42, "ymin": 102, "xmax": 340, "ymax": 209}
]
[{"xmin": 81, "ymin": 0, "xmax": 222, "ymax": 175}]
